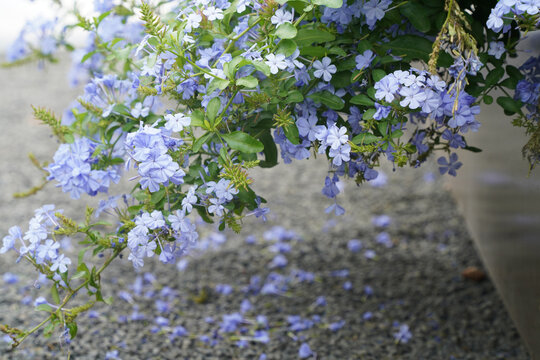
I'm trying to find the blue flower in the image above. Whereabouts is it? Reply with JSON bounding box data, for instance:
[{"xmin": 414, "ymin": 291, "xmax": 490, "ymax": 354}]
[
  {"xmin": 361, "ymin": 0, "xmax": 392, "ymax": 29},
  {"xmin": 215, "ymin": 284, "xmax": 233, "ymax": 295},
  {"xmin": 315, "ymin": 296, "xmax": 327, "ymax": 307},
  {"xmin": 36, "ymin": 239, "xmax": 60, "ymax": 264},
  {"xmin": 393, "ymin": 323, "xmax": 412, "ymax": 343},
  {"xmin": 374, "ymin": 74, "xmax": 399, "ymax": 102},
  {"xmin": 181, "ymin": 186, "xmax": 198, "ymax": 214},
  {"xmin": 329, "ymin": 144, "xmax": 351, "ymax": 166},
  {"xmin": 355, "ymin": 50, "xmax": 375, "ymax": 70},
  {"xmin": 50, "ymin": 254, "xmax": 71, "ymax": 273},
  {"xmin": 364, "ymin": 249, "xmax": 376, "ymax": 259},
  {"xmin": 313, "ymin": 57, "xmax": 337, "ymax": 82},
  {"xmin": 488, "ymin": 41, "xmax": 505, "ymax": 59},
  {"xmin": 271, "ymin": 8, "xmax": 293, "ymax": 26},
  {"xmin": 373, "ymin": 102, "xmax": 391, "ymax": 120},
  {"xmin": 240, "ymin": 299, "xmax": 252, "ymax": 313},
  {"xmin": 442, "ymin": 130, "xmax": 466, "ymax": 149},
  {"xmin": 325, "ymin": 202, "xmax": 345, "ymax": 216},
  {"xmin": 253, "ymin": 330, "xmax": 270, "ymax": 343},
  {"xmin": 437, "ymin": 153, "xmax": 462, "ymax": 176},
  {"xmin": 322, "ymin": 5, "xmax": 354, "ymax": 31},
  {"xmin": 347, "ymin": 239, "xmax": 362, "ymax": 253},
  {"xmin": 219, "ymin": 313, "xmax": 243, "ymax": 332},
  {"xmin": 269, "ymin": 254, "xmax": 288, "ymax": 268},
  {"xmin": 296, "ymin": 114, "xmax": 319, "ymax": 141},
  {"xmin": 376, "ymin": 232, "xmax": 393, "ymax": 248},
  {"xmin": 131, "ymin": 102, "xmax": 150, "ymax": 118},
  {"xmin": 298, "ymin": 343, "xmax": 313, "ymax": 358},
  {"xmin": 170, "ymin": 326, "xmax": 188, "ymax": 339},
  {"xmin": 265, "ymin": 53, "xmax": 288, "ymax": 74},
  {"xmin": 47, "ymin": 138, "xmax": 121, "ymax": 199},
  {"xmin": 1, "ymin": 226, "xmax": 22, "ymax": 254},
  {"xmin": 328, "ymin": 319, "xmax": 346, "ymax": 332},
  {"xmin": 164, "ymin": 113, "xmax": 191, "ymax": 132},
  {"xmin": 326, "ymin": 125, "xmax": 348, "ymax": 150},
  {"xmin": 3, "ymin": 273, "xmax": 18, "ymax": 285},
  {"xmin": 322, "ymin": 175, "xmax": 340, "ymax": 198},
  {"xmin": 399, "ymin": 85, "xmax": 427, "ymax": 109}
]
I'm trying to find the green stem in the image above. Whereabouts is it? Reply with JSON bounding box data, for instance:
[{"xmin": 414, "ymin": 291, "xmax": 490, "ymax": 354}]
[
  {"xmin": 214, "ymin": 17, "xmax": 263, "ymax": 66},
  {"xmin": 184, "ymin": 58, "xmax": 227, "ymax": 81},
  {"xmin": 14, "ymin": 248, "xmax": 123, "ymax": 348},
  {"xmin": 213, "ymin": 90, "xmax": 239, "ymax": 128}
]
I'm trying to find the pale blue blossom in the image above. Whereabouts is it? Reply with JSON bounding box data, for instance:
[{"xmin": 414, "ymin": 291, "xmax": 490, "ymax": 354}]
[
  {"xmin": 164, "ymin": 113, "xmax": 191, "ymax": 132},
  {"xmin": 488, "ymin": 41, "xmax": 505, "ymax": 59},
  {"xmin": 271, "ymin": 8, "xmax": 293, "ymax": 26},
  {"xmin": 313, "ymin": 57, "xmax": 337, "ymax": 82},
  {"xmin": 265, "ymin": 53, "xmax": 288, "ymax": 74}
]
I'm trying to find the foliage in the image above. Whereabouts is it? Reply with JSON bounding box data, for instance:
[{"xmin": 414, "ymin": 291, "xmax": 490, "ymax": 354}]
[{"xmin": 1, "ymin": 0, "xmax": 539, "ymax": 353}]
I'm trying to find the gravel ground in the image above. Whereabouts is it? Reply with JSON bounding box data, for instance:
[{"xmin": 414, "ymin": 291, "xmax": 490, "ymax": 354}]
[{"xmin": 0, "ymin": 58, "xmax": 530, "ymax": 359}]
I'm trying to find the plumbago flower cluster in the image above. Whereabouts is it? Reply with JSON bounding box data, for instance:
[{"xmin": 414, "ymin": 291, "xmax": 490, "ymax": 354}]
[{"xmin": 1, "ymin": 0, "xmax": 539, "ymax": 351}]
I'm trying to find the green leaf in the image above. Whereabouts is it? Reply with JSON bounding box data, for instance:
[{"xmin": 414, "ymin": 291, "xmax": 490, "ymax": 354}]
[
  {"xmin": 391, "ymin": 129, "xmax": 403, "ymax": 139},
  {"xmin": 483, "ymin": 95, "xmax": 493, "ymax": 104},
  {"xmin": 299, "ymin": 46, "xmax": 327, "ymax": 57},
  {"xmin": 81, "ymin": 50, "xmax": 97, "ymax": 64},
  {"xmin": 221, "ymin": 131, "xmax": 264, "ymax": 153},
  {"xmin": 259, "ymin": 131, "xmax": 278, "ymax": 168},
  {"xmin": 357, "ymin": 40, "xmax": 372, "ymax": 53},
  {"xmin": 485, "ymin": 67, "xmax": 504, "ymax": 87},
  {"xmin": 313, "ymin": 0, "xmax": 342, "ymax": 8},
  {"xmin": 499, "ymin": 77, "xmax": 518, "ymax": 89},
  {"xmin": 350, "ymin": 94, "xmax": 374, "ymax": 106},
  {"xmin": 64, "ymin": 133, "xmax": 75, "ymax": 144},
  {"xmin": 285, "ymin": 90, "xmax": 304, "ymax": 104},
  {"xmin": 294, "ymin": 28, "xmax": 335, "ymax": 46},
  {"xmin": 207, "ymin": 78, "xmax": 230, "ymax": 95},
  {"xmin": 329, "ymin": 47, "xmax": 347, "ymax": 57},
  {"xmin": 400, "ymin": 2, "xmax": 435, "ymax": 32},
  {"xmin": 51, "ymin": 284, "xmax": 60, "ymax": 304},
  {"xmin": 506, "ymin": 65, "xmax": 523, "ymax": 80},
  {"xmin": 464, "ymin": 145, "xmax": 482, "ymax": 153},
  {"xmin": 378, "ymin": 35, "xmax": 433, "ymax": 62},
  {"xmin": 331, "ymin": 71, "xmax": 352, "ymax": 88},
  {"xmin": 496, "ymin": 96, "xmax": 522, "ymax": 114},
  {"xmin": 43, "ymin": 322, "xmax": 55, "ymax": 338},
  {"xmin": 67, "ymin": 322, "xmax": 78, "ymax": 339},
  {"xmin": 378, "ymin": 121, "xmax": 389, "ymax": 136},
  {"xmin": 283, "ymin": 123, "xmax": 300, "ymax": 145},
  {"xmin": 151, "ymin": 187, "xmax": 166, "ymax": 204},
  {"xmin": 275, "ymin": 22, "xmax": 297, "ymax": 39},
  {"xmin": 308, "ymin": 91, "xmax": 344, "ymax": 110},
  {"xmin": 251, "ymin": 61, "xmax": 271, "ymax": 76},
  {"xmin": 226, "ymin": 56, "xmax": 250, "ymax": 79},
  {"xmin": 363, "ymin": 108, "xmax": 376, "ymax": 120},
  {"xmin": 372, "ymin": 69, "xmax": 386, "ymax": 82},
  {"xmin": 207, "ymin": 97, "xmax": 221, "ymax": 122},
  {"xmin": 352, "ymin": 132, "xmax": 381, "ymax": 145},
  {"xmin": 276, "ymin": 39, "xmax": 298, "ymax": 56},
  {"xmin": 95, "ymin": 10, "xmax": 113, "ymax": 26},
  {"xmin": 192, "ymin": 132, "xmax": 215, "ymax": 153},
  {"xmin": 190, "ymin": 109, "xmax": 205, "ymax": 127},
  {"xmin": 288, "ymin": 0, "xmax": 311, "ymax": 12},
  {"xmin": 78, "ymin": 247, "xmax": 90, "ymax": 267},
  {"xmin": 36, "ymin": 304, "xmax": 53, "ymax": 312},
  {"xmin": 237, "ymin": 76, "xmax": 258, "ymax": 88}
]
